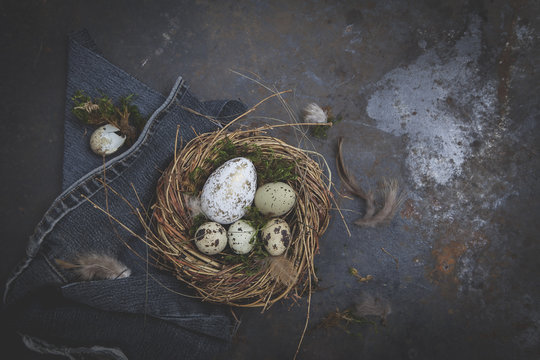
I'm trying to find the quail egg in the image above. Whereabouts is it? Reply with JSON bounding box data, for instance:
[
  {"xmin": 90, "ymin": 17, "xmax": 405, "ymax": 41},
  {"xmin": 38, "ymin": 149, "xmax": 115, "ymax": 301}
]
[
  {"xmin": 254, "ymin": 182, "xmax": 296, "ymax": 216},
  {"xmin": 200, "ymin": 157, "xmax": 257, "ymax": 224},
  {"xmin": 194, "ymin": 222, "xmax": 228, "ymax": 255},
  {"xmin": 227, "ymin": 220, "xmax": 256, "ymax": 255},
  {"xmin": 89, "ymin": 124, "xmax": 126, "ymax": 156},
  {"xmin": 261, "ymin": 218, "xmax": 291, "ymax": 256}
]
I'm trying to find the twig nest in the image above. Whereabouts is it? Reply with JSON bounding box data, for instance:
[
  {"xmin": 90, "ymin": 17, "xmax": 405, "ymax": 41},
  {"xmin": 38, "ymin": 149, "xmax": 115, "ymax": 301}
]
[
  {"xmin": 151, "ymin": 129, "xmax": 332, "ymax": 307},
  {"xmin": 89, "ymin": 124, "xmax": 126, "ymax": 156},
  {"xmin": 200, "ymin": 157, "xmax": 257, "ymax": 224},
  {"xmin": 254, "ymin": 182, "xmax": 296, "ymax": 216},
  {"xmin": 261, "ymin": 218, "xmax": 291, "ymax": 256},
  {"xmin": 194, "ymin": 222, "xmax": 228, "ymax": 255},
  {"xmin": 227, "ymin": 220, "xmax": 256, "ymax": 254}
]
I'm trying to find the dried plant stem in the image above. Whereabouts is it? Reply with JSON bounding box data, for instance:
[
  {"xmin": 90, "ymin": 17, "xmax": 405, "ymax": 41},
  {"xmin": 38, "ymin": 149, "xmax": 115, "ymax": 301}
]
[
  {"xmin": 294, "ymin": 276, "xmax": 311, "ymax": 360},
  {"xmin": 381, "ymin": 247, "xmax": 399, "ymax": 269}
]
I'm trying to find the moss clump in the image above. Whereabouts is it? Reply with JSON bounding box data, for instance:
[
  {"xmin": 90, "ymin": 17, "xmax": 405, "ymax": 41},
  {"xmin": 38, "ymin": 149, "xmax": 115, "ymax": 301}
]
[
  {"xmin": 71, "ymin": 90, "xmax": 146, "ymax": 143},
  {"xmin": 188, "ymin": 214, "xmax": 208, "ymax": 238},
  {"xmin": 310, "ymin": 106, "xmax": 342, "ymax": 139},
  {"xmin": 188, "ymin": 137, "xmax": 298, "ymax": 192}
]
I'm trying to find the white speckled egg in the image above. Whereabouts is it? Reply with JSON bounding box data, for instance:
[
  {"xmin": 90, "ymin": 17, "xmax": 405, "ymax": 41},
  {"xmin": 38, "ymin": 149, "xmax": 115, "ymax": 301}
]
[
  {"xmin": 89, "ymin": 124, "xmax": 126, "ymax": 156},
  {"xmin": 200, "ymin": 157, "xmax": 257, "ymax": 224},
  {"xmin": 194, "ymin": 222, "xmax": 228, "ymax": 255},
  {"xmin": 261, "ymin": 218, "xmax": 291, "ymax": 256},
  {"xmin": 227, "ymin": 220, "xmax": 256, "ymax": 254},
  {"xmin": 254, "ymin": 182, "xmax": 296, "ymax": 216}
]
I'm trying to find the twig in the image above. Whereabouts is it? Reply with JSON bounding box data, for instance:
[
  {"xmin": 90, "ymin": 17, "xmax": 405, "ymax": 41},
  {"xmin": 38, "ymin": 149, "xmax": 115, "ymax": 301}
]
[
  {"xmin": 294, "ymin": 276, "xmax": 311, "ymax": 360},
  {"xmin": 381, "ymin": 247, "xmax": 399, "ymax": 269}
]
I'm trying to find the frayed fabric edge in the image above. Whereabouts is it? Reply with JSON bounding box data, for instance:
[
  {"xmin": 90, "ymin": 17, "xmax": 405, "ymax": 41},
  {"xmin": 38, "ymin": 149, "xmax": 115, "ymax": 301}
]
[{"xmin": 22, "ymin": 334, "xmax": 128, "ymax": 360}]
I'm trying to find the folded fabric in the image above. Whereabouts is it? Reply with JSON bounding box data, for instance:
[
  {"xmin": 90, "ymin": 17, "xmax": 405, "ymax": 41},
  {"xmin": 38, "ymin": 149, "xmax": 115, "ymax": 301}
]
[{"xmin": 4, "ymin": 29, "xmax": 247, "ymax": 359}]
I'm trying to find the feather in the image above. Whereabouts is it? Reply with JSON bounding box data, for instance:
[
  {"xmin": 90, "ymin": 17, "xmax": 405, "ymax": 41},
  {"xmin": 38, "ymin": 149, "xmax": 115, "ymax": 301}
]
[
  {"xmin": 264, "ymin": 256, "xmax": 297, "ymax": 287},
  {"xmin": 355, "ymin": 178, "xmax": 406, "ymax": 227},
  {"xmin": 183, "ymin": 193, "xmax": 203, "ymax": 217},
  {"xmin": 336, "ymin": 137, "xmax": 375, "ymax": 218},
  {"xmin": 55, "ymin": 253, "xmax": 131, "ymax": 281},
  {"xmin": 302, "ymin": 103, "xmax": 328, "ymax": 124},
  {"xmin": 337, "ymin": 137, "xmax": 405, "ymax": 227},
  {"xmin": 354, "ymin": 293, "xmax": 392, "ymax": 324}
]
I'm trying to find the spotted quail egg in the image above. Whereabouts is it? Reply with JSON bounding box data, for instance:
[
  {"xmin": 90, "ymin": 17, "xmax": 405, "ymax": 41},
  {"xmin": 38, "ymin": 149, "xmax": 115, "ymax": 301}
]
[
  {"xmin": 90, "ymin": 124, "xmax": 126, "ymax": 156},
  {"xmin": 254, "ymin": 182, "xmax": 296, "ymax": 216},
  {"xmin": 261, "ymin": 218, "xmax": 291, "ymax": 256},
  {"xmin": 200, "ymin": 157, "xmax": 257, "ymax": 224},
  {"xmin": 194, "ymin": 222, "xmax": 228, "ymax": 255},
  {"xmin": 227, "ymin": 220, "xmax": 256, "ymax": 255}
]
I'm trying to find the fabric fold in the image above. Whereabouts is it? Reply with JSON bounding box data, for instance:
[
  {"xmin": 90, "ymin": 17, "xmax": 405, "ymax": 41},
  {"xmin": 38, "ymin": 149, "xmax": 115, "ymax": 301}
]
[{"xmin": 4, "ymin": 29, "xmax": 247, "ymax": 360}]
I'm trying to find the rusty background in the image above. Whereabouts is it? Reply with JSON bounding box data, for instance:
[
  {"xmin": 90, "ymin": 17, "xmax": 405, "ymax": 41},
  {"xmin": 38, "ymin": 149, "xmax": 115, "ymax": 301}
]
[{"xmin": 1, "ymin": 0, "xmax": 539, "ymax": 359}]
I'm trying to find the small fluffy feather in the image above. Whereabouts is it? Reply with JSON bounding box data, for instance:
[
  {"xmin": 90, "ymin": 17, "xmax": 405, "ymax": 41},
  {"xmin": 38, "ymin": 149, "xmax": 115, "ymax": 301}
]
[
  {"xmin": 337, "ymin": 137, "xmax": 375, "ymax": 218},
  {"xmin": 354, "ymin": 293, "xmax": 392, "ymax": 324},
  {"xmin": 183, "ymin": 194, "xmax": 203, "ymax": 217},
  {"xmin": 302, "ymin": 103, "xmax": 328, "ymax": 124},
  {"xmin": 55, "ymin": 253, "xmax": 131, "ymax": 281},
  {"xmin": 355, "ymin": 178, "xmax": 406, "ymax": 227},
  {"xmin": 337, "ymin": 137, "xmax": 405, "ymax": 227},
  {"xmin": 264, "ymin": 256, "xmax": 296, "ymax": 287}
]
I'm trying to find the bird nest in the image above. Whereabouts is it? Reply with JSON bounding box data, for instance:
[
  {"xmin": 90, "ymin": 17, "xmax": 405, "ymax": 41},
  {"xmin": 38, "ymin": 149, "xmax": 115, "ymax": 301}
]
[{"xmin": 148, "ymin": 125, "xmax": 332, "ymax": 308}]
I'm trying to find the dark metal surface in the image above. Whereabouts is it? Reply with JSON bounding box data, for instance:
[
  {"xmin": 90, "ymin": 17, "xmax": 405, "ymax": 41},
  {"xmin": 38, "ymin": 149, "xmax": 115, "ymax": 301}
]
[{"xmin": 1, "ymin": 0, "xmax": 539, "ymax": 359}]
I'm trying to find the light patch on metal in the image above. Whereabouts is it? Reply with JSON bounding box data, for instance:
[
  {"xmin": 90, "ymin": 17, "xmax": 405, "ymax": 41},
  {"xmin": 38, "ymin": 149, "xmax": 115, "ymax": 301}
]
[{"xmin": 367, "ymin": 18, "xmax": 496, "ymax": 187}]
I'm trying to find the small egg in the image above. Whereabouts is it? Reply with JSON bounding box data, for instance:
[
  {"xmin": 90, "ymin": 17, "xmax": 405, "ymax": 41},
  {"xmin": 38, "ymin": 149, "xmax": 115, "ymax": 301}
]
[
  {"xmin": 194, "ymin": 222, "xmax": 228, "ymax": 255},
  {"xmin": 261, "ymin": 218, "xmax": 291, "ymax": 256},
  {"xmin": 200, "ymin": 157, "xmax": 257, "ymax": 224},
  {"xmin": 227, "ymin": 220, "xmax": 256, "ymax": 255},
  {"xmin": 90, "ymin": 124, "xmax": 126, "ymax": 156},
  {"xmin": 254, "ymin": 182, "xmax": 296, "ymax": 216}
]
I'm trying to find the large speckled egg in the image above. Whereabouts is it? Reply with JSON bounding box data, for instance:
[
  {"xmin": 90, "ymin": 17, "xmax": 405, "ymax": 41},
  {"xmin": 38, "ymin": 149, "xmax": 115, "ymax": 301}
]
[
  {"xmin": 254, "ymin": 182, "xmax": 296, "ymax": 216},
  {"xmin": 194, "ymin": 222, "xmax": 228, "ymax": 255},
  {"xmin": 90, "ymin": 124, "xmax": 126, "ymax": 156},
  {"xmin": 261, "ymin": 218, "xmax": 291, "ymax": 256},
  {"xmin": 200, "ymin": 157, "xmax": 257, "ymax": 224},
  {"xmin": 227, "ymin": 220, "xmax": 256, "ymax": 255}
]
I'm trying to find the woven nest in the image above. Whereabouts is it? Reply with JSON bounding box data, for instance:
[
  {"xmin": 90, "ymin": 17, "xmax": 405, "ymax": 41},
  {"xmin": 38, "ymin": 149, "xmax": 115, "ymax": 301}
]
[{"xmin": 149, "ymin": 126, "xmax": 331, "ymax": 308}]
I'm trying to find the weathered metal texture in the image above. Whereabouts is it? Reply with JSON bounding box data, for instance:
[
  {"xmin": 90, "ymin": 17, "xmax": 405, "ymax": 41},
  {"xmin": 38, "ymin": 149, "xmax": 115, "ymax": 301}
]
[{"xmin": 1, "ymin": 0, "xmax": 539, "ymax": 359}]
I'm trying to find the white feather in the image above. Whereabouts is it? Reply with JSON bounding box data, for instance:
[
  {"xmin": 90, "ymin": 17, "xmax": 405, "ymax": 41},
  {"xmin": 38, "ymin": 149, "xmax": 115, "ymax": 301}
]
[
  {"xmin": 302, "ymin": 103, "xmax": 327, "ymax": 124},
  {"xmin": 55, "ymin": 253, "xmax": 131, "ymax": 280},
  {"xmin": 183, "ymin": 193, "xmax": 203, "ymax": 217}
]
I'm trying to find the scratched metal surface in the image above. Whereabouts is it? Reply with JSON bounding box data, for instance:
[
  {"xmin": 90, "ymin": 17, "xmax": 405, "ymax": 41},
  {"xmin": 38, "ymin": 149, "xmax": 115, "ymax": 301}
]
[{"xmin": 1, "ymin": 0, "xmax": 539, "ymax": 359}]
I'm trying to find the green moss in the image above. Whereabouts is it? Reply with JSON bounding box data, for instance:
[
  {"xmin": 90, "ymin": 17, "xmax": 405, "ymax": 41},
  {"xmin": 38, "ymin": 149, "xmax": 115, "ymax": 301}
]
[
  {"xmin": 71, "ymin": 90, "xmax": 147, "ymax": 143},
  {"xmin": 220, "ymin": 206, "xmax": 271, "ymax": 267},
  {"xmin": 242, "ymin": 206, "xmax": 268, "ymax": 231},
  {"xmin": 187, "ymin": 167, "xmax": 208, "ymax": 193},
  {"xmin": 188, "ymin": 214, "xmax": 208, "ymax": 238},
  {"xmin": 192, "ymin": 137, "xmax": 298, "ymax": 189},
  {"xmin": 120, "ymin": 94, "xmax": 147, "ymax": 132},
  {"xmin": 310, "ymin": 114, "xmax": 342, "ymax": 139}
]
